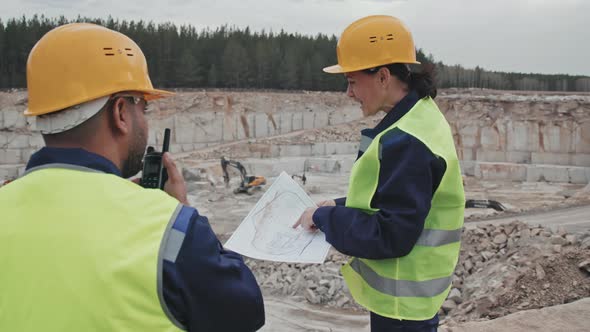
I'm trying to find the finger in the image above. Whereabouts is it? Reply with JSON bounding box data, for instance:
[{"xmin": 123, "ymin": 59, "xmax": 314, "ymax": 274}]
[
  {"xmin": 292, "ymin": 217, "xmax": 302, "ymax": 229},
  {"xmin": 131, "ymin": 178, "xmax": 141, "ymax": 184},
  {"xmin": 163, "ymin": 153, "xmax": 182, "ymax": 183},
  {"xmin": 318, "ymin": 200, "xmax": 335, "ymax": 207}
]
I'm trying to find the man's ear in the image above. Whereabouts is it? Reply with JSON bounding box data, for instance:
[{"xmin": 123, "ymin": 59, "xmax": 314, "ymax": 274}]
[{"xmin": 110, "ymin": 97, "xmax": 131, "ymax": 135}]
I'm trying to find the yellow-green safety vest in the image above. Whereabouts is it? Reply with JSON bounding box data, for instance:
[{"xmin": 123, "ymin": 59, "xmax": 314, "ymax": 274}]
[
  {"xmin": 342, "ymin": 97, "xmax": 465, "ymax": 320},
  {"xmin": 0, "ymin": 165, "xmax": 185, "ymax": 331}
]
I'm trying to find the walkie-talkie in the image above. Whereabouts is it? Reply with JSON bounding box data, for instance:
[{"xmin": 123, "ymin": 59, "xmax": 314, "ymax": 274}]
[{"xmin": 140, "ymin": 128, "xmax": 170, "ymax": 189}]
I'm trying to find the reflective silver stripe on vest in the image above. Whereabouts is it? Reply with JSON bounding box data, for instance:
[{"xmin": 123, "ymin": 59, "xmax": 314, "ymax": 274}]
[
  {"xmin": 162, "ymin": 229, "xmax": 185, "ymax": 263},
  {"xmin": 157, "ymin": 204, "xmax": 187, "ymax": 330},
  {"xmin": 360, "ymin": 136, "xmax": 387, "ymax": 160},
  {"xmin": 416, "ymin": 228, "xmax": 462, "ymax": 247},
  {"xmin": 350, "ymin": 258, "xmax": 452, "ymax": 297},
  {"xmin": 359, "ymin": 135, "xmax": 373, "ymax": 153},
  {"xmin": 360, "ymin": 135, "xmax": 387, "ymax": 160}
]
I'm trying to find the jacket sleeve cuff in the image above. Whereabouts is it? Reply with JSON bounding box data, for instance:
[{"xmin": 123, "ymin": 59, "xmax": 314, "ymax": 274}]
[
  {"xmin": 334, "ymin": 197, "xmax": 346, "ymax": 206},
  {"xmin": 312, "ymin": 206, "xmax": 333, "ymax": 231}
]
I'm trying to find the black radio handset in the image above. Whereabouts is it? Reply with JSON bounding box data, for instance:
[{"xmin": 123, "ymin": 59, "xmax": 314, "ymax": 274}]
[{"xmin": 140, "ymin": 128, "xmax": 171, "ymax": 189}]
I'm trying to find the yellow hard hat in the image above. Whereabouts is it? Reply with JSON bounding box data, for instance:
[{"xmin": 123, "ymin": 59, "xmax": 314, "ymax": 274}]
[
  {"xmin": 24, "ymin": 23, "xmax": 174, "ymax": 116},
  {"xmin": 323, "ymin": 15, "xmax": 420, "ymax": 74}
]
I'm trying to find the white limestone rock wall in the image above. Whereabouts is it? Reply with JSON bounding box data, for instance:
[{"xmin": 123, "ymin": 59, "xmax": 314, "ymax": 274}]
[
  {"xmin": 144, "ymin": 91, "xmax": 361, "ymax": 153},
  {"xmin": 438, "ymin": 93, "xmax": 590, "ymax": 167},
  {"xmin": 1, "ymin": 90, "xmax": 590, "ymax": 184},
  {"xmin": 0, "ymin": 92, "xmax": 42, "ymax": 173}
]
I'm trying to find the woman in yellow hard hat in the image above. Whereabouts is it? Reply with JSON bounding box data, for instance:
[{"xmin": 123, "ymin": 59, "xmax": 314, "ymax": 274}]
[{"xmin": 295, "ymin": 15, "xmax": 465, "ymax": 332}]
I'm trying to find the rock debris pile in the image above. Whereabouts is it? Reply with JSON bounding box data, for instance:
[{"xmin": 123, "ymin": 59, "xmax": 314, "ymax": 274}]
[{"xmin": 246, "ymin": 221, "xmax": 590, "ymax": 324}]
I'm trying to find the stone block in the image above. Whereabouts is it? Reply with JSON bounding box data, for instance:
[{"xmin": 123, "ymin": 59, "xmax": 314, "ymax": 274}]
[
  {"xmin": 279, "ymin": 113, "xmax": 293, "ymax": 134},
  {"xmin": 248, "ymin": 159, "xmax": 306, "ymax": 178},
  {"xmin": 314, "ymin": 112, "xmax": 329, "ymax": 128},
  {"xmin": 305, "ymin": 158, "xmax": 342, "ymax": 174},
  {"xmin": 475, "ymin": 162, "xmax": 527, "ymax": 181},
  {"xmin": 506, "ymin": 151, "xmax": 531, "ymax": 164},
  {"xmin": 278, "ymin": 144, "xmax": 312, "ymax": 157},
  {"xmin": 328, "ymin": 111, "xmax": 347, "ymax": 126},
  {"xmin": 325, "ymin": 142, "xmax": 359, "ymax": 155},
  {"xmin": 0, "ymin": 149, "xmax": 22, "ymax": 164},
  {"xmin": 270, "ymin": 144, "xmax": 281, "ymax": 158},
  {"xmin": 572, "ymin": 154, "xmax": 590, "ymax": 167},
  {"xmin": 526, "ymin": 165, "xmax": 570, "ymax": 183},
  {"xmin": 531, "ymin": 152, "xmax": 572, "ymax": 166},
  {"xmin": 460, "ymin": 161, "xmax": 476, "ymax": 176},
  {"xmin": 341, "ymin": 106, "xmax": 362, "ymax": 121},
  {"xmin": 575, "ymin": 121, "xmax": 590, "ymax": 153},
  {"xmin": 507, "ymin": 121, "xmax": 539, "ymax": 152},
  {"xmin": 292, "ymin": 112, "xmax": 303, "ymax": 131},
  {"xmin": 181, "ymin": 144, "xmax": 195, "ymax": 152},
  {"xmin": 169, "ymin": 144, "xmax": 182, "ymax": 154},
  {"xmin": 222, "ymin": 114, "xmax": 237, "ymax": 142},
  {"xmin": 339, "ymin": 156, "xmax": 356, "ymax": 173},
  {"xmin": 480, "ymin": 127, "xmax": 499, "ymax": 150},
  {"xmin": 174, "ymin": 116, "xmax": 195, "ymax": 144},
  {"xmin": 311, "ymin": 143, "xmax": 326, "ymax": 156},
  {"xmin": 2, "ymin": 108, "xmax": 26, "ymax": 128},
  {"xmin": 303, "ymin": 111, "xmax": 315, "ymax": 130},
  {"xmin": 458, "ymin": 125, "xmax": 479, "ymax": 148},
  {"xmin": 0, "ymin": 132, "xmax": 9, "ymax": 147},
  {"xmin": 196, "ymin": 115, "xmax": 223, "ymax": 144},
  {"xmin": 6, "ymin": 135, "xmax": 29, "ymax": 149},
  {"xmin": 193, "ymin": 143, "xmax": 208, "ymax": 150},
  {"xmin": 457, "ymin": 148, "xmax": 474, "ymax": 161},
  {"xmin": 476, "ymin": 150, "xmax": 506, "ymax": 162},
  {"xmin": 568, "ymin": 167, "xmax": 590, "ymax": 184},
  {"xmin": 0, "ymin": 165, "xmax": 19, "ymax": 180},
  {"xmin": 255, "ymin": 113, "xmax": 269, "ymax": 138},
  {"xmin": 540, "ymin": 122, "xmax": 574, "ymax": 153}
]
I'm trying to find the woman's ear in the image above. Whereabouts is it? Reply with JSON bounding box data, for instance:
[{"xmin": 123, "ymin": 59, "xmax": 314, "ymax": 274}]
[
  {"xmin": 110, "ymin": 97, "xmax": 131, "ymax": 135},
  {"xmin": 379, "ymin": 67, "xmax": 390, "ymax": 86}
]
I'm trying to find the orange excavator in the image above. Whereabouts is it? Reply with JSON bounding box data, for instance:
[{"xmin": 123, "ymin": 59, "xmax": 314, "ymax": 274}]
[{"xmin": 221, "ymin": 157, "xmax": 266, "ymax": 195}]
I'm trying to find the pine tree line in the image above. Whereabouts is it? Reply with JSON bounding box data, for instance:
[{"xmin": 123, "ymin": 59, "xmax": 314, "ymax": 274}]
[{"xmin": 0, "ymin": 15, "xmax": 588, "ymax": 92}]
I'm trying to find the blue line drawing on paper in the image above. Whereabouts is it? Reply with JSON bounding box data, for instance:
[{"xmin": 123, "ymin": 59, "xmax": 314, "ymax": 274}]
[{"xmin": 250, "ymin": 190, "xmax": 314, "ymax": 256}]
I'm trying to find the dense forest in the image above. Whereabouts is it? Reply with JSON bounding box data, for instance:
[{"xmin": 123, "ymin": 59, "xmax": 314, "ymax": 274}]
[{"xmin": 1, "ymin": 15, "xmax": 589, "ymax": 91}]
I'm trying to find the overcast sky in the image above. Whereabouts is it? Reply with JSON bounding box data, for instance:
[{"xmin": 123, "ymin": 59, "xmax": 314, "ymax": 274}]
[{"xmin": 1, "ymin": 0, "xmax": 588, "ymax": 76}]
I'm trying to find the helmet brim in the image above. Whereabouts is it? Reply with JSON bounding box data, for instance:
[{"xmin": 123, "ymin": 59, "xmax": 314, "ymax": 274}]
[
  {"xmin": 141, "ymin": 88, "xmax": 176, "ymax": 101},
  {"xmin": 323, "ymin": 64, "xmax": 345, "ymax": 74},
  {"xmin": 323, "ymin": 60, "xmax": 422, "ymax": 75}
]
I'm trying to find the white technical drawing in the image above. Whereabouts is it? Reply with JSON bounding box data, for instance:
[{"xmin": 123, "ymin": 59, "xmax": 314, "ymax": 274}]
[{"xmin": 225, "ymin": 172, "xmax": 331, "ymax": 263}]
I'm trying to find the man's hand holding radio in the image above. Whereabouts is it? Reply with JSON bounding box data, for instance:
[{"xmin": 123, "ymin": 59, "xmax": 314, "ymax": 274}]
[{"xmin": 163, "ymin": 152, "xmax": 189, "ymax": 205}]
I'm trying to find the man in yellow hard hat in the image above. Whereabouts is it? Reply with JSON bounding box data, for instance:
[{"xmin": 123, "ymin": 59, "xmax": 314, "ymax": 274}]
[
  {"xmin": 295, "ymin": 15, "xmax": 464, "ymax": 331},
  {"xmin": 0, "ymin": 23, "xmax": 264, "ymax": 332}
]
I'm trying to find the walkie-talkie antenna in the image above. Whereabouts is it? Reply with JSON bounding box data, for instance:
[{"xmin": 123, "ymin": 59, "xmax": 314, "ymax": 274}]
[
  {"xmin": 158, "ymin": 128, "xmax": 171, "ymax": 189},
  {"xmin": 162, "ymin": 128, "xmax": 171, "ymax": 153}
]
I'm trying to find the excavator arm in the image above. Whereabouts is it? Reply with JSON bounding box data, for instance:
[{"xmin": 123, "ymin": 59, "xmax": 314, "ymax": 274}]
[
  {"xmin": 220, "ymin": 157, "xmax": 266, "ymax": 194},
  {"xmin": 465, "ymin": 199, "xmax": 506, "ymax": 211}
]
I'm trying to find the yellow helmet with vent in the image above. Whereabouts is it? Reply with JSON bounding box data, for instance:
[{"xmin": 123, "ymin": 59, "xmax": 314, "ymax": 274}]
[
  {"xmin": 25, "ymin": 23, "xmax": 173, "ymax": 116},
  {"xmin": 323, "ymin": 15, "xmax": 420, "ymax": 74}
]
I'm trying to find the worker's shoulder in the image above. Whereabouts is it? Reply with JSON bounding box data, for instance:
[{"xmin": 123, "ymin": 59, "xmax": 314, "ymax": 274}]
[{"xmin": 379, "ymin": 127, "xmax": 425, "ymax": 149}]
